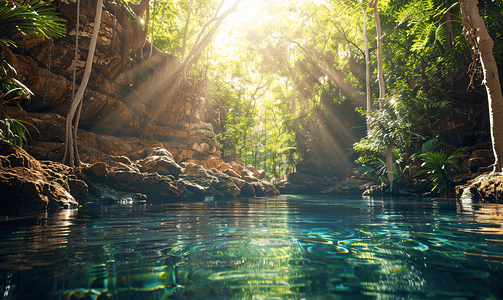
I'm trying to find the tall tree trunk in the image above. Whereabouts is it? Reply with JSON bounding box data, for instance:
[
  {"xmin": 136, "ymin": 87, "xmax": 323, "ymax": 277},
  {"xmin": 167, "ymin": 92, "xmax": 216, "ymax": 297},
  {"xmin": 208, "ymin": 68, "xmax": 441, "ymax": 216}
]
[
  {"xmin": 370, "ymin": 0, "xmax": 394, "ymax": 184},
  {"xmin": 62, "ymin": 0, "xmax": 103, "ymax": 167},
  {"xmin": 361, "ymin": 3, "xmax": 371, "ymax": 132},
  {"xmin": 459, "ymin": 0, "xmax": 503, "ymax": 172}
]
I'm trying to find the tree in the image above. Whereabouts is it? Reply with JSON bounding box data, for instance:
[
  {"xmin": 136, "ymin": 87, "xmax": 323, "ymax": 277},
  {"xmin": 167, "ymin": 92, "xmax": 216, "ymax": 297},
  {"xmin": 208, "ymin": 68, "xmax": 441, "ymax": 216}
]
[
  {"xmin": 370, "ymin": 0, "xmax": 393, "ymax": 184},
  {"xmin": 62, "ymin": 0, "xmax": 103, "ymax": 167},
  {"xmin": 361, "ymin": 0, "xmax": 371, "ymax": 131},
  {"xmin": 458, "ymin": 0, "xmax": 503, "ymax": 173}
]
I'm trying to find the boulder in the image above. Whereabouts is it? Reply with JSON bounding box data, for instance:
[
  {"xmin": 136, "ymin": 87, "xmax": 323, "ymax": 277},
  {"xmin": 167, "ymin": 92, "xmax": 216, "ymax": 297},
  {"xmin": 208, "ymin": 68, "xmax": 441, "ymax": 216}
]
[
  {"xmin": 210, "ymin": 173, "xmax": 241, "ymax": 197},
  {"xmin": 0, "ymin": 141, "xmax": 81, "ymax": 213},
  {"xmin": 182, "ymin": 162, "xmax": 212, "ymax": 177},
  {"xmin": 136, "ymin": 154, "xmax": 183, "ymax": 177},
  {"xmin": 259, "ymin": 180, "xmax": 279, "ymax": 196}
]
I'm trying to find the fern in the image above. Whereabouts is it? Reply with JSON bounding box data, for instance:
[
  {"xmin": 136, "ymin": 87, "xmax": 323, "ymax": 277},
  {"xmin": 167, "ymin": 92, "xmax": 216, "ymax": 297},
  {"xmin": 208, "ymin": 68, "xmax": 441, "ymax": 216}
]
[{"xmin": 397, "ymin": 0, "xmax": 460, "ymax": 53}]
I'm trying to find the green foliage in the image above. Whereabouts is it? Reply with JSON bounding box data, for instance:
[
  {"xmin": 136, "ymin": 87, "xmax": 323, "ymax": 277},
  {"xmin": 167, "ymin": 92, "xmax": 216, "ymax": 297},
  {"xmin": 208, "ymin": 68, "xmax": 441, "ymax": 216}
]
[
  {"xmin": 357, "ymin": 153, "xmax": 410, "ymax": 194},
  {"xmin": 0, "ymin": 0, "xmax": 66, "ymax": 46},
  {"xmin": 0, "ymin": 0, "xmax": 63, "ymax": 150},
  {"xmin": 0, "ymin": 118, "xmax": 38, "ymax": 149},
  {"xmin": 414, "ymin": 143, "xmax": 466, "ymax": 197},
  {"xmin": 396, "ymin": 0, "xmax": 459, "ymax": 52},
  {"xmin": 354, "ymin": 103, "xmax": 411, "ymax": 165}
]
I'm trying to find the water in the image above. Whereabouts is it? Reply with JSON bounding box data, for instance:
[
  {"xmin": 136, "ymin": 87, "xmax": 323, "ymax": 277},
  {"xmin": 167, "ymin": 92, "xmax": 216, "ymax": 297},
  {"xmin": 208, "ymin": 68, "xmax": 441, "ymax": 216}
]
[{"xmin": 1, "ymin": 195, "xmax": 503, "ymax": 300}]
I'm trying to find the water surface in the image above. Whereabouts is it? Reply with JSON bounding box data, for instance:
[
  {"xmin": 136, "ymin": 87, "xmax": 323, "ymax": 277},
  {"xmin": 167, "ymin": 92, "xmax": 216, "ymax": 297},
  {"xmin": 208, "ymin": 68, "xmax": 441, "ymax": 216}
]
[{"xmin": 1, "ymin": 195, "xmax": 503, "ymax": 299}]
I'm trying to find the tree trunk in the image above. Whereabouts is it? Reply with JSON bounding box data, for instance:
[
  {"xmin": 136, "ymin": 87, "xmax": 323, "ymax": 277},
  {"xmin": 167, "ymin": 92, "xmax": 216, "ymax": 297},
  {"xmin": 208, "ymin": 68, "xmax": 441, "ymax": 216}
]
[
  {"xmin": 362, "ymin": 4, "xmax": 371, "ymax": 132},
  {"xmin": 459, "ymin": 0, "xmax": 503, "ymax": 172},
  {"xmin": 62, "ymin": 0, "xmax": 103, "ymax": 167},
  {"xmin": 370, "ymin": 0, "xmax": 394, "ymax": 184}
]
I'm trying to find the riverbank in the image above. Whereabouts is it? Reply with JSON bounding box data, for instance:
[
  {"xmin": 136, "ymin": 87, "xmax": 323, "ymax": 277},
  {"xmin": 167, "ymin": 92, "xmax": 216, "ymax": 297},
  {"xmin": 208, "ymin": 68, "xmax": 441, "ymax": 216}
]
[{"xmin": 0, "ymin": 138, "xmax": 278, "ymax": 214}]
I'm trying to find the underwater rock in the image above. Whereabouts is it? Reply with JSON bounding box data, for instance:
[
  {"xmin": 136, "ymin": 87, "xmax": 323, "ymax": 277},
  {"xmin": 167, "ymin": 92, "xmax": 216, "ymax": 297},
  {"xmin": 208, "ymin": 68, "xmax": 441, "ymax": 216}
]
[{"xmin": 0, "ymin": 141, "xmax": 81, "ymax": 213}]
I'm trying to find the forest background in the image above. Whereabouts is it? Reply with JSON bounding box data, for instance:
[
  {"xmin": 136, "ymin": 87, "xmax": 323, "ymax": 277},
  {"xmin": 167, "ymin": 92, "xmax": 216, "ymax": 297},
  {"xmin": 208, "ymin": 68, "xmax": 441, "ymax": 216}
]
[
  {"xmin": 138, "ymin": 0, "xmax": 502, "ymax": 182},
  {"xmin": 3, "ymin": 0, "xmax": 503, "ymax": 190}
]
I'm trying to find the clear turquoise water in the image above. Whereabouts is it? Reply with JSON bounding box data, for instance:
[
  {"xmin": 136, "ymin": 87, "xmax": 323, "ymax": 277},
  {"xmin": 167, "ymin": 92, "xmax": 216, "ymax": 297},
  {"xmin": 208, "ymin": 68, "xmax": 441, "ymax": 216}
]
[{"xmin": 1, "ymin": 195, "xmax": 503, "ymax": 299}]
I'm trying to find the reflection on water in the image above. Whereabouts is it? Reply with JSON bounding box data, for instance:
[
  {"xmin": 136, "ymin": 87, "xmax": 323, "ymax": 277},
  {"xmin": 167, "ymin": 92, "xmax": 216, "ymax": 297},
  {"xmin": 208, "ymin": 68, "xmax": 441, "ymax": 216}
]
[{"xmin": 0, "ymin": 196, "xmax": 503, "ymax": 299}]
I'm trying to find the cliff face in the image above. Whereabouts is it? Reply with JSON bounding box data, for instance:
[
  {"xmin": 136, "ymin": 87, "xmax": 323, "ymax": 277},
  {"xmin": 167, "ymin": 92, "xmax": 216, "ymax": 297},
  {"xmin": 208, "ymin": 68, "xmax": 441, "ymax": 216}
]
[
  {"xmin": 1, "ymin": 0, "xmax": 218, "ymax": 164},
  {"xmin": 0, "ymin": 0, "xmax": 281, "ymax": 213}
]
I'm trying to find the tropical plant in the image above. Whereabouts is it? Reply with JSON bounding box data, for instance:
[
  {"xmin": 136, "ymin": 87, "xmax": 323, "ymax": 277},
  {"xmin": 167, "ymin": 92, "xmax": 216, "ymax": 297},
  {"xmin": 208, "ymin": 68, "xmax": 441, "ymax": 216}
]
[
  {"xmin": 414, "ymin": 145, "xmax": 466, "ymax": 197},
  {"xmin": 0, "ymin": 0, "xmax": 66, "ymax": 46},
  {"xmin": 0, "ymin": 117, "xmax": 38, "ymax": 148},
  {"xmin": 1, "ymin": 65, "xmax": 33, "ymax": 102},
  {"xmin": 0, "ymin": 0, "xmax": 64, "ymax": 149}
]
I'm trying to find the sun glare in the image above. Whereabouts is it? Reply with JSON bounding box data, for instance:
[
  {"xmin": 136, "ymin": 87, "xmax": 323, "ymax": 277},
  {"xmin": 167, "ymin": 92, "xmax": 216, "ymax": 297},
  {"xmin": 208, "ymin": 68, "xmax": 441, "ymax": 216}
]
[{"xmin": 221, "ymin": 0, "xmax": 264, "ymax": 27}]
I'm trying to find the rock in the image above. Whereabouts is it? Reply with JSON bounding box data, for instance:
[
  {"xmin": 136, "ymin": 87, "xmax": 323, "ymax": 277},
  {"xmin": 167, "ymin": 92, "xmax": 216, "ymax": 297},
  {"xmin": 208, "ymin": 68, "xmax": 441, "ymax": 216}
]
[
  {"xmin": 223, "ymin": 168, "xmax": 242, "ymax": 179},
  {"xmin": 246, "ymin": 165, "xmax": 261, "ymax": 179},
  {"xmin": 189, "ymin": 121, "xmax": 213, "ymax": 132},
  {"xmin": 96, "ymin": 134, "xmax": 133, "ymax": 156},
  {"xmin": 67, "ymin": 178, "xmax": 89, "ymax": 202},
  {"xmin": 188, "ymin": 156, "xmax": 223, "ymax": 171},
  {"xmin": 136, "ymin": 154, "xmax": 183, "ymax": 177},
  {"xmin": 182, "ymin": 162, "xmax": 212, "ymax": 177},
  {"xmin": 79, "ymin": 146, "xmax": 114, "ymax": 164},
  {"xmin": 254, "ymin": 182, "xmax": 267, "ymax": 197},
  {"xmin": 0, "ymin": 141, "xmax": 80, "ymax": 213},
  {"xmin": 211, "ymin": 173, "xmax": 241, "ymax": 197},
  {"xmin": 218, "ymin": 162, "xmax": 232, "ymax": 172},
  {"xmin": 148, "ymin": 147, "xmax": 175, "ymax": 160},
  {"xmin": 81, "ymin": 165, "xmax": 185, "ymax": 202},
  {"xmin": 241, "ymin": 183, "xmax": 257, "ymax": 197},
  {"xmin": 85, "ymin": 162, "xmax": 110, "ymax": 178},
  {"xmin": 242, "ymin": 175, "xmax": 259, "ymax": 183},
  {"xmin": 28, "ymin": 141, "xmax": 65, "ymax": 161},
  {"xmin": 240, "ymin": 169, "xmax": 254, "ymax": 178},
  {"xmin": 153, "ymin": 126, "xmax": 188, "ymax": 140},
  {"xmin": 456, "ymin": 172, "xmax": 503, "ymax": 202},
  {"xmin": 110, "ymin": 155, "xmax": 133, "ymax": 165},
  {"xmin": 259, "ymin": 181, "xmax": 279, "ymax": 196}
]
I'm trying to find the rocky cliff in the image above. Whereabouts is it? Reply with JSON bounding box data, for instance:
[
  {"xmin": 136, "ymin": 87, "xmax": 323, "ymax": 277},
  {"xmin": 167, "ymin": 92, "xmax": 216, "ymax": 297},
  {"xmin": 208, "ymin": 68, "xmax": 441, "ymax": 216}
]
[
  {"xmin": 0, "ymin": 0, "xmax": 277, "ymax": 213},
  {"xmin": 1, "ymin": 0, "xmax": 219, "ymax": 162}
]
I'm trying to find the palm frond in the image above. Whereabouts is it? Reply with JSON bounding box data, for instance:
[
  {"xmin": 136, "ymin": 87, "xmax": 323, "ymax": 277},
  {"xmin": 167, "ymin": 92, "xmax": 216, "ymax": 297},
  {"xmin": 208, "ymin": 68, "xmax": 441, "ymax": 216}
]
[{"xmin": 0, "ymin": 0, "xmax": 66, "ymax": 40}]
